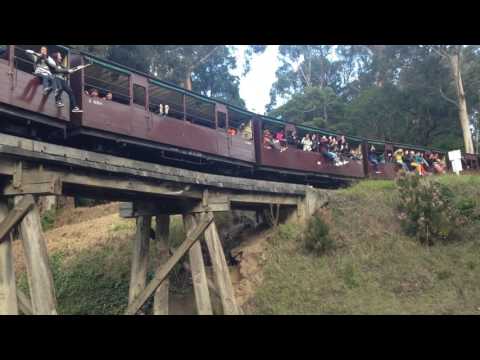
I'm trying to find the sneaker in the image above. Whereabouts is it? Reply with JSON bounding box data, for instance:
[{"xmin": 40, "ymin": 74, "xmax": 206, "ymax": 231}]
[
  {"xmin": 56, "ymin": 101, "xmax": 64, "ymax": 108},
  {"xmin": 71, "ymin": 107, "xmax": 83, "ymax": 113}
]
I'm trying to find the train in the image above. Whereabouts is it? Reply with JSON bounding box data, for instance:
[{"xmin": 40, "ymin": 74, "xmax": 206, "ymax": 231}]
[{"xmin": 0, "ymin": 44, "xmax": 478, "ymax": 187}]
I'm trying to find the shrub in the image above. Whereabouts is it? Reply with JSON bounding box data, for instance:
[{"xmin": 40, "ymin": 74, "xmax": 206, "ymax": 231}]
[
  {"xmin": 395, "ymin": 173, "xmax": 467, "ymax": 245},
  {"xmin": 456, "ymin": 198, "xmax": 480, "ymax": 221},
  {"xmin": 303, "ymin": 215, "xmax": 335, "ymax": 256}
]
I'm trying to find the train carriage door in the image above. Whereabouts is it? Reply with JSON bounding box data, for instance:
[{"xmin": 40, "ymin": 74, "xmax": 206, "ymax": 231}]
[
  {"xmin": 0, "ymin": 45, "xmax": 13, "ymax": 104},
  {"xmin": 132, "ymin": 74, "xmax": 149, "ymax": 138},
  {"xmin": 215, "ymin": 103, "xmax": 229, "ymax": 154}
]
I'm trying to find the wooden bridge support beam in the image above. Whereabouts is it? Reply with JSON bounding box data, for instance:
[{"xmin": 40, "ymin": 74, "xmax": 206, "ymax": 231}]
[
  {"xmin": 203, "ymin": 213, "xmax": 240, "ymax": 315},
  {"xmin": 15, "ymin": 196, "xmax": 57, "ymax": 315},
  {"xmin": 0, "ymin": 199, "xmax": 18, "ymax": 315},
  {"xmin": 125, "ymin": 213, "xmax": 213, "ymax": 315},
  {"xmin": 128, "ymin": 215, "xmax": 151, "ymax": 308},
  {"xmin": 184, "ymin": 214, "xmax": 213, "ymax": 315},
  {"xmin": 153, "ymin": 215, "xmax": 170, "ymax": 315}
]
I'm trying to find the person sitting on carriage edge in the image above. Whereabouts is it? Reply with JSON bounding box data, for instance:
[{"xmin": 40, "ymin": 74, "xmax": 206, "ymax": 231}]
[
  {"xmin": 50, "ymin": 52, "xmax": 82, "ymax": 113},
  {"xmin": 26, "ymin": 46, "xmax": 56, "ymax": 96}
]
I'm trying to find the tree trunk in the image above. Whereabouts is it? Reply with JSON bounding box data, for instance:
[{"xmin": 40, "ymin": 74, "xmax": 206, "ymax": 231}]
[
  {"xmin": 449, "ymin": 53, "xmax": 474, "ymax": 154},
  {"xmin": 185, "ymin": 71, "xmax": 193, "ymax": 91}
]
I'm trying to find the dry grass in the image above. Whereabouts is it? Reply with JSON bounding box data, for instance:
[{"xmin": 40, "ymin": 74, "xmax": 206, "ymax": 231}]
[{"xmin": 252, "ymin": 175, "xmax": 480, "ymax": 315}]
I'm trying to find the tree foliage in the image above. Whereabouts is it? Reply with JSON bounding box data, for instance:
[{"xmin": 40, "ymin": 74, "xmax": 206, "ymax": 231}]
[
  {"xmin": 71, "ymin": 45, "xmax": 265, "ymax": 109},
  {"xmin": 268, "ymin": 45, "xmax": 480, "ymax": 152}
]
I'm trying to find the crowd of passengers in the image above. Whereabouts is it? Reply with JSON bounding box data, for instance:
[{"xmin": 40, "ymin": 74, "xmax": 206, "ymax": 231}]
[
  {"xmin": 85, "ymin": 88, "xmax": 113, "ymax": 101},
  {"xmin": 263, "ymin": 128, "xmax": 356, "ymax": 166},
  {"xmin": 387, "ymin": 148, "xmax": 447, "ymax": 175},
  {"xmin": 261, "ymin": 127, "xmax": 448, "ymax": 174}
]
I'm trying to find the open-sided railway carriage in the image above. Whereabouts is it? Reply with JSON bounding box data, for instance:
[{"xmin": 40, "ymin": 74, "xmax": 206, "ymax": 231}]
[{"xmin": 0, "ymin": 44, "xmax": 478, "ymax": 185}]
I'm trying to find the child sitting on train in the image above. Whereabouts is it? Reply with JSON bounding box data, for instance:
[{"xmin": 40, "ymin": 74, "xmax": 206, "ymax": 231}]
[
  {"xmin": 393, "ymin": 148, "xmax": 409, "ymax": 172},
  {"xmin": 102, "ymin": 91, "xmax": 113, "ymax": 101},
  {"xmin": 263, "ymin": 129, "xmax": 273, "ymax": 149},
  {"xmin": 50, "ymin": 51, "xmax": 82, "ymax": 113},
  {"xmin": 368, "ymin": 145, "xmax": 380, "ymax": 173},
  {"xmin": 301, "ymin": 134, "xmax": 313, "ymax": 152},
  {"xmin": 275, "ymin": 130, "xmax": 288, "ymax": 152},
  {"xmin": 311, "ymin": 134, "xmax": 320, "ymax": 152},
  {"xmin": 26, "ymin": 46, "xmax": 57, "ymax": 96},
  {"xmin": 240, "ymin": 121, "xmax": 253, "ymax": 140},
  {"xmin": 319, "ymin": 139, "xmax": 344, "ymax": 166},
  {"xmin": 228, "ymin": 127, "xmax": 238, "ymax": 136}
]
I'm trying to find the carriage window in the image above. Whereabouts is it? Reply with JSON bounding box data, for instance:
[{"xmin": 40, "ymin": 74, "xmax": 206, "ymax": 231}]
[
  {"xmin": 133, "ymin": 84, "xmax": 146, "ymax": 107},
  {"xmin": 185, "ymin": 95, "xmax": 215, "ymax": 129},
  {"xmin": 0, "ymin": 45, "xmax": 7, "ymax": 60},
  {"xmin": 149, "ymin": 83, "xmax": 185, "ymax": 120},
  {"xmin": 217, "ymin": 112, "xmax": 227, "ymax": 130},
  {"xmin": 84, "ymin": 63, "xmax": 130, "ymax": 105},
  {"xmin": 228, "ymin": 108, "xmax": 252, "ymax": 137}
]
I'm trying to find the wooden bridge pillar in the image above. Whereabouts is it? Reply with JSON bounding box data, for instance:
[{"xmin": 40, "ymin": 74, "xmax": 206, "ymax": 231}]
[
  {"xmin": 203, "ymin": 213, "xmax": 240, "ymax": 315},
  {"xmin": 184, "ymin": 213, "xmax": 213, "ymax": 315},
  {"xmin": 128, "ymin": 215, "xmax": 151, "ymax": 308},
  {"xmin": 0, "ymin": 198, "xmax": 18, "ymax": 315},
  {"xmin": 153, "ymin": 215, "xmax": 170, "ymax": 315},
  {"xmin": 15, "ymin": 196, "xmax": 57, "ymax": 315}
]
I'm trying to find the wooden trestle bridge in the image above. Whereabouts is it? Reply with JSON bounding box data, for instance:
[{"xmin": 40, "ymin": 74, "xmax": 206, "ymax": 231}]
[{"xmin": 0, "ymin": 133, "xmax": 327, "ymax": 315}]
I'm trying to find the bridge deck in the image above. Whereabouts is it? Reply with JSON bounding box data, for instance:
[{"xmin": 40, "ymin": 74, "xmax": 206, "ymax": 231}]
[{"xmin": 0, "ymin": 134, "xmax": 310, "ymax": 209}]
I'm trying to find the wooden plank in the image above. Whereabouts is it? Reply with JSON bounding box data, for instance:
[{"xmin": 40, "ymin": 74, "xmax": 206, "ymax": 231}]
[
  {"xmin": 153, "ymin": 215, "xmax": 170, "ymax": 315},
  {"xmin": 188, "ymin": 202, "xmax": 230, "ymax": 213},
  {"xmin": 3, "ymin": 178, "xmax": 62, "ymax": 196},
  {"xmin": 125, "ymin": 213, "xmax": 213, "ymax": 315},
  {"xmin": 229, "ymin": 193, "xmax": 299, "ymax": 206},
  {"xmin": 0, "ymin": 199, "xmax": 18, "ymax": 315},
  {"xmin": 17, "ymin": 289, "xmax": 33, "ymax": 315},
  {"xmin": 0, "ymin": 134, "xmax": 308, "ymax": 195},
  {"xmin": 15, "ymin": 196, "xmax": 57, "ymax": 315},
  {"xmin": 128, "ymin": 216, "xmax": 151, "ymax": 306},
  {"xmin": 61, "ymin": 174, "xmax": 203, "ymax": 199},
  {"xmin": 203, "ymin": 214, "xmax": 240, "ymax": 315},
  {"xmin": 0, "ymin": 195, "xmax": 35, "ymax": 243},
  {"xmin": 185, "ymin": 214, "xmax": 212, "ymax": 315}
]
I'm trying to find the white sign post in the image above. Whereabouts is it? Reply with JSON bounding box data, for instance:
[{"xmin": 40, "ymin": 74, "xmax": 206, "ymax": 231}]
[{"xmin": 448, "ymin": 150, "xmax": 463, "ymax": 175}]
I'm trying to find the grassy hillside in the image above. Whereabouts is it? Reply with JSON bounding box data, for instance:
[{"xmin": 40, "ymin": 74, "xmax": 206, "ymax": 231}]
[
  {"xmin": 14, "ymin": 175, "xmax": 480, "ymax": 315},
  {"xmin": 251, "ymin": 175, "xmax": 480, "ymax": 315}
]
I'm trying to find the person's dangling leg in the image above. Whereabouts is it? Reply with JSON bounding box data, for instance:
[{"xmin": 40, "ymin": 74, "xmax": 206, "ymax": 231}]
[
  {"xmin": 38, "ymin": 74, "xmax": 52, "ymax": 95},
  {"xmin": 63, "ymin": 82, "xmax": 77, "ymax": 109},
  {"xmin": 55, "ymin": 78, "xmax": 67, "ymax": 108},
  {"xmin": 62, "ymin": 80, "xmax": 82, "ymax": 112}
]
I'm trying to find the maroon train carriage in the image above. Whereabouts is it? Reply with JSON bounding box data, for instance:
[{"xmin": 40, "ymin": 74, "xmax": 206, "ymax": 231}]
[
  {"xmin": 463, "ymin": 153, "xmax": 480, "ymax": 172},
  {"xmin": 0, "ymin": 45, "xmax": 73, "ymax": 138},
  {"xmin": 67, "ymin": 53, "xmax": 256, "ymax": 169},
  {"xmin": 0, "ymin": 44, "xmax": 473, "ymax": 185},
  {"xmin": 255, "ymin": 117, "xmax": 366, "ymax": 179}
]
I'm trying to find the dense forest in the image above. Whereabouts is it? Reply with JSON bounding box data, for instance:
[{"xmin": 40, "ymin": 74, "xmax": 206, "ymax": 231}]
[{"xmin": 72, "ymin": 45, "xmax": 480, "ymax": 152}]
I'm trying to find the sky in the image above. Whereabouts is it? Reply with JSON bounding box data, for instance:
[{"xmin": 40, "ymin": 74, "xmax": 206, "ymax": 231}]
[
  {"xmin": 232, "ymin": 45, "xmax": 282, "ymax": 115},
  {"xmin": 232, "ymin": 45, "xmax": 339, "ymax": 115}
]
